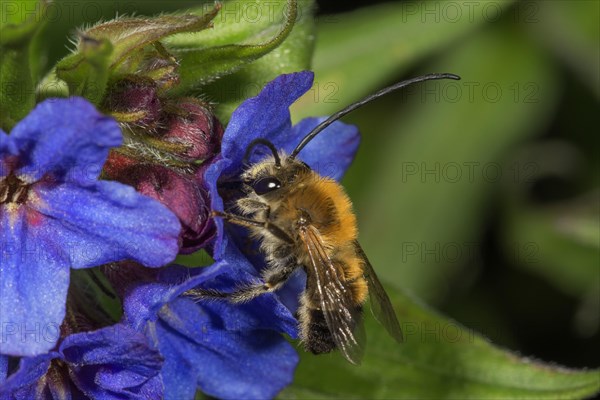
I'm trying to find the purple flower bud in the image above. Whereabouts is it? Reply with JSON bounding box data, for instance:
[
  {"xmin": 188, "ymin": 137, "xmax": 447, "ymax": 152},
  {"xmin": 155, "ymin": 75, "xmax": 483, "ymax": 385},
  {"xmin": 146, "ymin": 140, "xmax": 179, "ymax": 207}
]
[
  {"xmin": 159, "ymin": 98, "xmax": 224, "ymax": 161},
  {"xmin": 103, "ymin": 77, "xmax": 162, "ymax": 128},
  {"xmin": 104, "ymin": 152, "xmax": 216, "ymax": 253}
]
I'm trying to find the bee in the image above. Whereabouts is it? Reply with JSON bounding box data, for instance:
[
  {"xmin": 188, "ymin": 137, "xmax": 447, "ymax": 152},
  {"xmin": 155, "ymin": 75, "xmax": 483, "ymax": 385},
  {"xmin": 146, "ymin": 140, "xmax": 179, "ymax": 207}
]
[{"xmin": 192, "ymin": 73, "xmax": 461, "ymax": 364}]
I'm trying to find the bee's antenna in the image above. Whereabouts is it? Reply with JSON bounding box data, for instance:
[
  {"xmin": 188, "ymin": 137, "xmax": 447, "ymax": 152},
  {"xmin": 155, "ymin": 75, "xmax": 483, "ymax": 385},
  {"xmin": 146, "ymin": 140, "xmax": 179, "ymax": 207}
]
[
  {"xmin": 244, "ymin": 138, "xmax": 281, "ymax": 167},
  {"xmin": 289, "ymin": 73, "xmax": 461, "ymax": 159}
]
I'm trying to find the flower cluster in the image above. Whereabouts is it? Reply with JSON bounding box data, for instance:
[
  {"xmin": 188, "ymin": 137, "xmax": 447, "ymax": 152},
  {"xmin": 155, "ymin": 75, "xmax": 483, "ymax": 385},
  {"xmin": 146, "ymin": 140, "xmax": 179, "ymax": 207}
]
[
  {"xmin": 0, "ymin": 70, "xmax": 359, "ymax": 399},
  {"xmin": 0, "ymin": 1, "xmax": 361, "ymax": 398}
]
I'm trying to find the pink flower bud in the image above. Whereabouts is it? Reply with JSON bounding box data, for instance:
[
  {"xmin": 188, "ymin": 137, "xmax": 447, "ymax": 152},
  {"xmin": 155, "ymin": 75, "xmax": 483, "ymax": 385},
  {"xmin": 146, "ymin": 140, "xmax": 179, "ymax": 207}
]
[
  {"xmin": 159, "ymin": 98, "xmax": 224, "ymax": 161},
  {"xmin": 103, "ymin": 77, "xmax": 162, "ymax": 128}
]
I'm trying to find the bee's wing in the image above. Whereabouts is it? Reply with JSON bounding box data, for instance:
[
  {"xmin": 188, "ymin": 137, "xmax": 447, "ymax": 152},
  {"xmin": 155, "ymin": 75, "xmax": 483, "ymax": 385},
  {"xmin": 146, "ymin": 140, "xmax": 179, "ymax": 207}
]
[
  {"xmin": 300, "ymin": 226, "xmax": 365, "ymax": 365},
  {"xmin": 354, "ymin": 241, "xmax": 404, "ymax": 343}
]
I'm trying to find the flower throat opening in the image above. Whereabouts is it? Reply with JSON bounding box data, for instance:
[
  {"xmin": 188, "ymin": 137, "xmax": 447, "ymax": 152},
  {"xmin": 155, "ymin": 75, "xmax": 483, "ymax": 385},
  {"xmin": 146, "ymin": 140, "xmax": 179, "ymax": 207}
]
[{"xmin": 0, "ymin": 174, "xmax": 30, "ymax": 204}]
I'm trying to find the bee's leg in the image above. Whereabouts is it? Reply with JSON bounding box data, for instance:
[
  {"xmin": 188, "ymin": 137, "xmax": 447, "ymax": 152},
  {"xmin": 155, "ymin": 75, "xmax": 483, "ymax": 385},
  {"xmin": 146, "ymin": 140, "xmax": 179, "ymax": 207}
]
[
  {"xmin": 187, "ymin": 263, "xmax": 299, "ymax": 303},
  {"xmin": 212, "ymin": 211, "xmax": 292, "ymax": 244},
  {"xmin": 236, "ymin": 198, "xmax": 271, "ymax": 219},
  {"xmin": 229, "ymin": 262, "xmax": 298, "ymax": 303}
]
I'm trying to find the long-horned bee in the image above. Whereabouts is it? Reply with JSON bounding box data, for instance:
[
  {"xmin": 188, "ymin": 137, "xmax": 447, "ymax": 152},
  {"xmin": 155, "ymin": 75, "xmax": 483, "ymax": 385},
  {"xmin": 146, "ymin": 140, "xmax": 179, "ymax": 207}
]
[{"xmin": 192, "ymin": 73, "xmax": 460, "ymax": 364}]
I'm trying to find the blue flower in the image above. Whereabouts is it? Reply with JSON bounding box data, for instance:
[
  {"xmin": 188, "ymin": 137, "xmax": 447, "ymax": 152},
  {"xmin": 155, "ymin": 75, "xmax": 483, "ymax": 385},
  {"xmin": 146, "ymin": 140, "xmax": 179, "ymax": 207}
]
[
  {"xmin": 204, "ymin": 71, "xmax": 359, "ymax": 258},
  {"xmin": 123, "ymin": 246, "xmax": 298, "ymax": 400},
  {"xmin": 0, "ymin": 324, "xmax": 163, "ymax": 399},
  {"xmin": 0, "ymin": 98, "xmax": 181, "ymax": 357},
  {"xmin": 0, "ymin": 354, "xmax": 7, "ymax": 385}
]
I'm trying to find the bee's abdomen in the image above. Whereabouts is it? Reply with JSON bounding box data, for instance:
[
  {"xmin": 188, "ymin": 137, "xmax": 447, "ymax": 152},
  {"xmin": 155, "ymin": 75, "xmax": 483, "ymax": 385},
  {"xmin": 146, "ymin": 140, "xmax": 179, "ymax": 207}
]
[
  {"xmin": 298, "ymin": 295, "xmax": 363, "ymax": 355},
  {"xmin": 340, "ymin": 253, "xmax": 369, "ymax": 305},
  {"xmin": 302, "ymin": 308, "xmax": 336, "ymax": 354}
]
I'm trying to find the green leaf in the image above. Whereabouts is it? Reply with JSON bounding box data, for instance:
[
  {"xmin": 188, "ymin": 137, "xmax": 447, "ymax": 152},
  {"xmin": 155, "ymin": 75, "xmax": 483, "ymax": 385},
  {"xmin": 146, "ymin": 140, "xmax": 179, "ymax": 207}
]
[
  {"xmin": 0, "ymin": 0, "xmax": 48, "ymax": 130},
  {"xmin": 280, "ymin": 286, "xmax": 600, "ymax": 399},
  {"xmin": 166, "ymin": 0, "xmax": 311, "ymax": 101},
  {"xmin": 291, "ymin": 0, "xmax": 515, "ymax": 120},
  {"xmin": 70, "ymin": 269, "xmax": 122, "ymax": 323},
  {"xmin": 175, "ymin": 249, "xmax": 215, "ymax": 268}
]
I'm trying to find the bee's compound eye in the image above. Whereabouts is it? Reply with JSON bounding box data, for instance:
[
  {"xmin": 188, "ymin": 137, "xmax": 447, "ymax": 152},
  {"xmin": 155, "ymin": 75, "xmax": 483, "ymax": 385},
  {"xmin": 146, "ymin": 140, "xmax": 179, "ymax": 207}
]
[{"xmin": 252, "ymin": 177, "xmax": 281, "ymax": 195}]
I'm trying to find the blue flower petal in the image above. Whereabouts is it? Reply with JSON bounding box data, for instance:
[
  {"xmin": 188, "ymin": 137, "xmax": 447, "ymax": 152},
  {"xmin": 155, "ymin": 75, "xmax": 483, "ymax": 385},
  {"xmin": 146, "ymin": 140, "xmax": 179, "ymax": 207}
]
[
  {"xmin": 92, "ymin": 374, "xmax": 163, "ymax": 400},
  {"xmin": 155, "ymin": 333, "xmax": 196, "ymax": 400},
  {"xmin": 220, "ymin": 71, "xmax": 314, "ymax": 176},
  {"xmin": 202, "ymin": 242, "xmax": 298, "ymax": 336},
  {"xmin": 1, "ymin": 325, "xmax": 162, "ymax": 399},
  {"xmin": 0, "ymin": 353, "xmax": 55, "ymax": 398},
  {"xmin": 157, "ymin": 298, "xmax": 298, "ymax": 400},
  {"xmin": 283, "ymin": 117, "xmax": 360, "ymax": 181},
  {"xmin": 8, "ymin": 98, "xmax": 121, "ymax": 185},
  {"xmin": 204, "ymin": 157, "xmax": 229, "ymax": 258},
  {"xmin": 0, "ymin": 355, "xmax": 8, "ymax": 384},
  {"xmin": 161, "ymin": 277, "xmax": 297, "ymax": 339},
  {"xmin": 124, "ymin": 253, "xmax": 299, "ymax": 399},
  {"xmin": 125, "ymin": 257, "xmax": 297, "ymax": 338},
  {"xmin": 60, "ymin": 325, "xmax": 162, "ymax": 370},
  {"xmin": 31, "ymin": 180, "xmax": 180, "ymax": 268},
  {"xmin": 123, "ymin": 263, "xmax": 228, "ymax": 332},
  {"xmin": 0, "ymin": 210, "xmax": 67, "ymax": 356},
  {"xmin": 123, "ymin": 278, "xmax": 174, "ymax": 333},
  {"xmin": 60, "ymin": 324, "xmax": 163, "ymax": 400},
  {"xmin": 276, "ymin": 267, "xmax": 307, "ymax": 314}
]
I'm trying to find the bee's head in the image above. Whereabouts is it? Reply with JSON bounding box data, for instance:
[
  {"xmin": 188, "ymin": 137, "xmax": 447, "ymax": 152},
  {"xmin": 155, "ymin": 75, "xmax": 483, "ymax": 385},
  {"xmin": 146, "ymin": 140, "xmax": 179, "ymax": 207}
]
[{"xmin": 241, "ymin": 139, "xmax": 310, "ymax": 197}]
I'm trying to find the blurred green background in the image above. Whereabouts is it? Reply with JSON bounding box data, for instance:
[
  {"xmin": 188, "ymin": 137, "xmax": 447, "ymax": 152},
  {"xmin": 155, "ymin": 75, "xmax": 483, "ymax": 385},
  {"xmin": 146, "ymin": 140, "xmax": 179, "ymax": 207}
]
[{"xmin": 23, "ymin": 0, "xmax": 599, "ymax": 397}]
